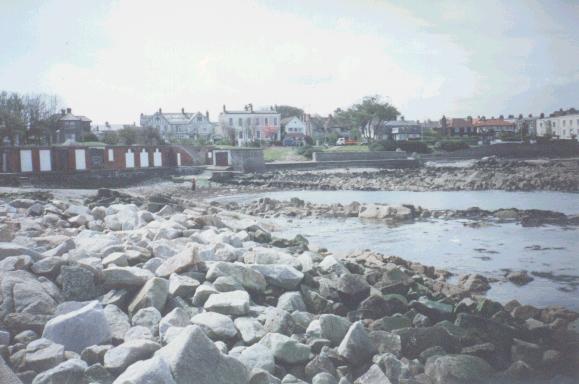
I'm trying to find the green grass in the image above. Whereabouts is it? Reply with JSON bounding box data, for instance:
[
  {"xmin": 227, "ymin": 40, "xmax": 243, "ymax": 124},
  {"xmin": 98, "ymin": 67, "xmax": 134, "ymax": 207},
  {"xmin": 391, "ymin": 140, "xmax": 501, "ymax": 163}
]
[
  {"xmin": 264, "ymin": 146, "xmax": 309, "ymax": 162},
  {"xmin": 326, "ymin": 145, "xmax": 369, "ymax": 152}
]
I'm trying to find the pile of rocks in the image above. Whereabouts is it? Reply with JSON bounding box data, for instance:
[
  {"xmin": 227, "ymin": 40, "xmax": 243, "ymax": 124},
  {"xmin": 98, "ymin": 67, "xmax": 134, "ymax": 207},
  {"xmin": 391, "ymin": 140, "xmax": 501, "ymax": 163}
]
[
  {"xmin": 222, "ymin": 159, "xmax": 579, "ymax": 192},
  {"xmin": 1, "ymin": 193, "xmax": 578, "ymax": 384},
  {"xmin": 227, "ymin": 198, "xmax": 578, "ymax": 227}
]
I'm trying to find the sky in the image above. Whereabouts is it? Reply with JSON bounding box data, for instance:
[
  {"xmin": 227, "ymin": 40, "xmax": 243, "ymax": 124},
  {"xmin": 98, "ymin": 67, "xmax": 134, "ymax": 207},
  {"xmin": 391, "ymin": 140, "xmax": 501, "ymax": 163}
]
[{"xmin": 0, "ymin": 0, "xmax": 578, "ymax": 125}]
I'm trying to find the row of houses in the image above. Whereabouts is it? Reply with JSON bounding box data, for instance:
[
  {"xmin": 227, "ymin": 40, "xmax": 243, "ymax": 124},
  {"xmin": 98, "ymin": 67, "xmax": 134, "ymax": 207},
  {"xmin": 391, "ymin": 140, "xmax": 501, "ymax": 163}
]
[{"xmin": 9, "ymin": 105, "xmax": 577, "ymax": 148}]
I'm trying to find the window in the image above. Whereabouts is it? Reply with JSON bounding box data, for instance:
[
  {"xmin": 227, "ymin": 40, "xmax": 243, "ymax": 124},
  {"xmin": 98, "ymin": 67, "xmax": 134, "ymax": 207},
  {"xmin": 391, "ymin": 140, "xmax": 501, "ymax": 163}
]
[
  {"xmin": 274, "ymin": 118, "xmax": 278, "ymax": 125},
  {"xmin": 563, "ymin": 120, "xmax": 566, "ymax": 127},
  {"xmin": 238, "ymin": 131, "xmax": 243, "ymax": 139},
  {"xmin": 108, "ymin": 149, "xmax": 114, "ymax": 161},
  {"xmin": 265, "ymin": 118, "xmax": 269, "ymax": 125},
  {"xmin": 238, "ymin": 118, "xmax": 242, "ymax": 126},
  {"xmin": 255, "ymin": 117, "xmax": 260, "ymax": 125},
  {"xmin": 229, "ymin": 118, "xmax": 233, "ymax": 126},
  {"xmin": 256, "ymin": 130, "xmax": 261, "ymax": 139},
  {"xmin": 197, "ymin": 116, "xmax": 202, "ymax": 122}
]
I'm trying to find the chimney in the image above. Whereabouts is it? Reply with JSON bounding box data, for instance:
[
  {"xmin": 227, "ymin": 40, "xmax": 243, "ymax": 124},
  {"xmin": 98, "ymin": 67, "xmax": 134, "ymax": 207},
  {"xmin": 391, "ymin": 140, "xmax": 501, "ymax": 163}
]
[
  {"xmin": 158, "ymin": 108, "xmax": 162, "ymax": 113},
  {"xmin": 206, "ymin": 110, "xmax": 209, "ymax": 119},
  {"xmin": 61, "ymin": 109, "xmax": 66, "ymax": 116},
  {"xmin": 66, "ymin": 108, "xmax": 71, "ymax": 114},
  {"xmin": 181, "ymin": 107, "xmax": 185, "ymax": 114},
  {"xmin": 400, "ymin": 116, "xmax": 405, "ymax": 121},
  {"xmin": 249, "ymin": 103, "xmax": 253, "ymax": 113},
  {"xmin": 223, "ymin": 105, "xmax": 226, "ymax": 112}
]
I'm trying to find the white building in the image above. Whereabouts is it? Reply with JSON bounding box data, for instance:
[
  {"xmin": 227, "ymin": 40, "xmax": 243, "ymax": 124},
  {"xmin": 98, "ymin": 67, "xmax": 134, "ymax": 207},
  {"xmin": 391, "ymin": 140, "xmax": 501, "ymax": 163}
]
[
  {"xmin": 140, "ymin": 108, "xmax": 214, "ymax": 142},
  {"xmin": 281, "ymin": 116, "xmax": 306, "ymax": 145},
  {"xmin": 218, "ymin": 104, "xmax": 281, "ymax": 146},
  {"xmin": 537, "ymin": 109, "xmax": 579, "ymax": 140}
]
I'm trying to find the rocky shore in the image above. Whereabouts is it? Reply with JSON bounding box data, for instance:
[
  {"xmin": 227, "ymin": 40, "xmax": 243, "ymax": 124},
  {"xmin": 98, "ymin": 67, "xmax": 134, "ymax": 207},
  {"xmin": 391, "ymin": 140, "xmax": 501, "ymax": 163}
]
[
  {"xmin": 224, "ymin": 197, "xmax": 579, "ymax": 227},
  {"xmin": 1, "ymin": 189, "xmax": 578, "ymax": 384},
  {"xmin": 221, "ymin": 158, "xmax": 579, "ymax": 192}
]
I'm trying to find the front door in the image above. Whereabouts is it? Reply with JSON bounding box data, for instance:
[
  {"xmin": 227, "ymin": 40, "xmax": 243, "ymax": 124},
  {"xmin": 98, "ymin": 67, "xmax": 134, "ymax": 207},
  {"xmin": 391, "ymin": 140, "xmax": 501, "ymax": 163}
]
[{"xmin": 215, "ymin": 151, "xmax": 229, "ymax": 166}]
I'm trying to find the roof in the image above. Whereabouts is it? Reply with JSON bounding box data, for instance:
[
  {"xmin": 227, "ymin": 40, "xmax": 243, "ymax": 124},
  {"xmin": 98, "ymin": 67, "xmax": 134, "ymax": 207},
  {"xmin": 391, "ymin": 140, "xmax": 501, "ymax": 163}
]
[
  {"xmin": 142, "ymin": 111, "xmax": 207, "ymax": 125},
  {"xmin": 382, "ymin": 120, "xmax": 420, "ymax": 127},
  {"xmin": 280, "ymin": 116, "xmax": 303, "ymax": 126},
  {"xmin": 473, "ymin": 119, "xmax": 515, "ymax": 127},
  {"xmin": 221, "ymin": 109, "xmax": 280, "ymax": 115},
  {"xmin": 447, "ymin": 118, "xmax": 472, "ymax": 127},
  {"xmin": 56, "ymin": 113, "xmax": 92, "ymax": 123}
]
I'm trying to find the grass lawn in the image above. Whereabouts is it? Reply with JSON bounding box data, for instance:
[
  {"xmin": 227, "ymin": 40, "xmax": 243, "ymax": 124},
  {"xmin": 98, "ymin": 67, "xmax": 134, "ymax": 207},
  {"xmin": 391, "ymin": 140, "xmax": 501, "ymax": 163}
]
[
  {"xmin": 326, "ymin": 144, "xmax": 369, "ymax": 152},
  {"xmin": 264, "ymin": 146, "xmax": 308, "ymax": 162}
]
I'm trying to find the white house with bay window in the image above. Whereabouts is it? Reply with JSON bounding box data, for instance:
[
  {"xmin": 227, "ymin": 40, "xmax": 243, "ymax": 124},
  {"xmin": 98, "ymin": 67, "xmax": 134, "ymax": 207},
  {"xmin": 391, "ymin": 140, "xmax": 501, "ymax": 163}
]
[{"xmin": 218, "ymin": 104, "xmax": 281, "ymax": 146}]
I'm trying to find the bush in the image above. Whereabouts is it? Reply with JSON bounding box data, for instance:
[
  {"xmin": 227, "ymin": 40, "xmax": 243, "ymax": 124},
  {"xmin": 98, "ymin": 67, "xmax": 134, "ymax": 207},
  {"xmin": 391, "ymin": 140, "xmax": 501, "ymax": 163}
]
[
  {"xmin": 304, "ymin": 136, "xmax": 314, "ymax": 146},
  {"xmin": 397, "ymin": 141, "xmax": 431, "ymax": 153},
  {"xmin": 296, "ymin": 145, "xmax": 317, "ymax": 159},
  {"xmin": 436, "ymin": 141, "xmax": 470, "ymax": 152},
  {"xmin": 369, "ymin": 140, "xmax": 397, "ymax": 152},
  {"xmin": 81, "ymin": 133, "xmax": 99, "ymax": 142}
]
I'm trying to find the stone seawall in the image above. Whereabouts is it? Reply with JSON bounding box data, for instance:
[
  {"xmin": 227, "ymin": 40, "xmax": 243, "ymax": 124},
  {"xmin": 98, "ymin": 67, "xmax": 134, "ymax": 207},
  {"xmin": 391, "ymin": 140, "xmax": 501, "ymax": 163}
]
[
  {"xmin": 423, "ymin": 142, "xmax": 579, "ymax": 161},
  {"xmin": 265, "ymin": 159, "xmax": 419, "ymax": 171},
  {"xmin": 0, "ymin": 166, "xmax": 204, "ymax": 188},
  {"xmin": 313, "ymin": 151, "xmax": 407, "ymax": 162}
]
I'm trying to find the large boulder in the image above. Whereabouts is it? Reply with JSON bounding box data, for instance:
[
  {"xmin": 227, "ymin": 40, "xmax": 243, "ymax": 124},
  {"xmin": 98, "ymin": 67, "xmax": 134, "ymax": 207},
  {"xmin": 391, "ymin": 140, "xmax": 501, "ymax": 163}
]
[
  {"xmin": 238, "ymin": 343, "xmax": 275, "ymax": 373},
  {"xmin": 31, "ymin": 358, "xmax": 87, "ymax": 384},
  {"xmin": 234, "ymin": 317, "xmax": 267, "ymax": 344},
  {"xmin": 104, "ymin": 339, "xmax": 161, "ymax": 373},
  {"xmin": 0, "ymin": 243, "xmax": 41, "ymax": 260},
  {"xmin": 158, "ymin": 325, "xmax": 250, "ymax": 384},
  {"xmin": 244, "ymin": 248, "xmax": 301, "ymax": 268},
  {"xmin": 128, "ymin": 277, "xmax": 169, "ymax": 314},
  {"xmin": 59, "ymin": 265, "xmax": 97, "ymax": 301},
  {"xmin": 103, "ymin": 267, "xmax": 154, "ymax": 289},
  {"xmin": 358, "ymin": 205, "xmax": 412, "ymax": 221},
  {"xmin": 394, "ymin": 326, "xmax": 458, "ymax": 359},
  {"xmin": 206, "ymin": 262, "xmax": 267, "ymax": 293},
  {"xmin": 425, "ymin": 354, "xmax": 494, "ymax": 384},
  {"xmin": 191, "ymin": 312, "xmax": 238, "ymax": 340},
  {"xmin": 335, "ymin": 274, "xmax": 370, "ymax": 307},
  {"xmin": 104, "ymin": 304, "xmax": 131, "ymax": 343},
  {"xmin": 42, "ymin": 301, "xmax": 111, "ymax": 354},
  {"xmin": 23, "ymin": 338, "xmax": 65, "ymax": 372},
  {"xmin": 319, "ymin": 314, "xmax": 351, "ymax": 346},
  {"xmin": 249, "ymin": 265, "xmax": 304, "ymax": 290},
  {"xmin": 337, "ymin": 321, "xmax": 376, "ymax": 366},
  {"xmin": 204, "ymin": 290, "xmax": 250, "ymax": 316},
  {"xmin": 259, "ymin": 333, "xmax": 311, "ymax": 364},
  {"xmin": 104, "ymin": 204, "xmax": 140, "ymax": 231},
  {"xmin": 155, "ymin": 246, "xmax": 205, "ymax": 278},
  {"xmin": 113, "ymin": 355, "xmax": 176, "ymax": 384},
  {"xmin": 354, "ymin": 364, "xmax": 391, "ymax": 384}
]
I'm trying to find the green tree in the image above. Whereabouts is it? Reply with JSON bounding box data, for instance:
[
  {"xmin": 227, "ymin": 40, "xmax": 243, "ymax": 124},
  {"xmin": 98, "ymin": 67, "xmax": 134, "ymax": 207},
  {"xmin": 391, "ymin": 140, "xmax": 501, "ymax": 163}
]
[
  {"xmin": 102, "ymin": 131, "xmax": 119, "ymax": 145},
  {"xmin": 0, "ymin": 91, "xmax": 27, "ymax": 145},
  {"xmin": 276, "ymin": 105, "xmax": 304, "ymax": 120},
  {"xmin": 335, "ymin": 95, "xmax": 399, "ymax": 142},
  {"xmin": 117, "ymin": 127, "xmax": 138, "ymax": 145}
]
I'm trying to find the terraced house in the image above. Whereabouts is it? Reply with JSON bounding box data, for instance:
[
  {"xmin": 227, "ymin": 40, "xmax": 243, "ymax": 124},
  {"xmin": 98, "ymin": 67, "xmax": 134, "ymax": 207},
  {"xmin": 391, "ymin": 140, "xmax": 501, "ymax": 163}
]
[
  {"xmin": 140, "ymin": 108, "xmax": 213, "ymax": 143},
  {"xmin": 218, "ymin": 104, "xmax": 280, "ymax": 146},
  {"xmin": 537, "ymin": 108, "xmax": 579, "ymax": 140}
]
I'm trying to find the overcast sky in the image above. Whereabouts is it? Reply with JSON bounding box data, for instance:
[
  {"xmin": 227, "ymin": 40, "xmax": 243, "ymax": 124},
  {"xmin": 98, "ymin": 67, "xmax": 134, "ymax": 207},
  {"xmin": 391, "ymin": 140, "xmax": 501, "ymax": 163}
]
[{"xmin": 1, "ymin": 0, "xmax": 578, "ymax": 125}]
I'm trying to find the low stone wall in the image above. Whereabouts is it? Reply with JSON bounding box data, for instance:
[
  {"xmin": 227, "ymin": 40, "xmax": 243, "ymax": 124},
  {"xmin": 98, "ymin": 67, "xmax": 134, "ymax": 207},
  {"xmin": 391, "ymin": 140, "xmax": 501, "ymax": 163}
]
[
  {"xmin": 423, "ymin": 142, "xmax": 579, "ymax": 161},
  {"xmin": 265, "ymin": 159, "xmax": 419, "ymax": 171},
  {"xmin": 313, "ymin": 151, "xmax": 406, "ymax": 162},
  {"xmin": 230, "ymin": 149, "xmax": 265, "ymax": 173},
  {"xmin": 0, "ymin": 166, "xmax": 204, "ymax": 188}
]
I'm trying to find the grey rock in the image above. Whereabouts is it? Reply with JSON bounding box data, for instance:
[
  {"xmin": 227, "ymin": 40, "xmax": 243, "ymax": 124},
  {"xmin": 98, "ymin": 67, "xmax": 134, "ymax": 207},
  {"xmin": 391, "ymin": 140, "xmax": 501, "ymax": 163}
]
[
  {"xmin": 155, "ymin": 246, "xmax": 204, "ymax": 278},
  {"xmin": 124, "ymin": 326, "xmax": 154, "ymax": 341},
  {"xmin": 354, "ymin": 364, "xmax": 391, "ymax": 384},
  {"xmin": 30, "ymin": 257, "xmax": 65, "ymax": 277},
  {"xmin": 277, "ymin": 292, "xmax": 306, "ymax": 312},
  {"xmin": 60, "ymin": 265, "xmax": 97, "ymax": 301},
  {"xmin": 281, "ymin": 374, "xmax": 308, "ymax": 384},
  {"xmin": 369, "ymin": 331, "xmax": 401, "ymax": 355},
  {"xmin": 83, "ymin": 363, "xmax": 114, "ymax": 384},
  {"xmin": 31, "ymin": 358, "xmax": 87, "ymax": 384},
  {"xmin": 159, "ymin": 308, "xmax": 190, "ymax": 341},
  {"xmin": 104, "ymin": 304, "xmax": 131, "ymax": 343},
  {"xmin": 234, "ymin": 317, "xmax": 267, "ymax": 344},
  {"xmin": 113, "ymin": 355, "xmax": 176, "ymax": 384},
  {"xmin": 312, "ymin": 372, "xmax": 339, "ymax": 384},
  {"xmin": 104, "ymin": 339, "xmax": 161, "ymax": 373},
  {"xmin": 191, "ymin": 312, "xmax": 238, "ymax": 339},
  {"xmin": 335, "ymin": 274, "xmax": 370, "ymax": 306},
  {"xmin": 24, "ymin": 338, "xmax": 65, "ymax": 372},
  {"xmin": 102, "ymin": 252, "xmax": 129, "ymax": 268},
  {"xmin": 42, "ymin": 301, "xmax": 111, "ymax": 354},
  {"xmin": 394, "ymin": 326, "xmax": 458, "ymax": 359},
  {"xmin": 128, "ymin": 277, "xmax": 169, "ymax": 314},
  {"xmin": 206, "ymin": 262, "xmax": 267, "ymax": 293},
  {"xmin": 80, "ymin": 344, "xmax": 112, "ymax": 365},
  {"xmin": 0, "ymin": 243, "xmax": 41, "ymax": 260},
  {"xmin": 250, "ymin": 264, "xmax": 304, "ymax": 290},
  {"xmin": 424, "ymin": 354, "xmax": 494, "ymax": 384},
  {"xmin": 370, "ymin": 314, "xmax": 411, "ymax": 332},
  {"xmin": 319, "ymin": 314, "xmax": 352, "ymax": 347},
  {"xmin": 191, "ymin": 284, "xmax": 219, "ymax": 306},
  {"xmin": 204, "ymin": 290, "xmax": 250, "ymax": 316},
  {"xmin": 249, "ymin": 368, "xmax": 282, "ymax": 384},
  {"xmin": 264, "ymin": 308, "xmax": 295, "ymax": 336},
  {"xmin": 169, "ymin": 273, "xmax": 199, "ymax": 298},
  {"xmin": 374, "ymin": 353, "xmax": 401, "ymax": 383},
  {"xmin": 158, "ymin": 325, "xmax": 249, "ymax": 384},
  {"xmin": 103, "ymin": 267, "xmax": 154, "ymax": 288},
  {"xmin": 337, "ymin": 321, "xmax": 376, "ymax": 366},
  {"xmin": 259, "ymin": 333, "xmax": 311, "ymax": 364},
  {"xmin": 131, "ymin": 307, "xmax": 162, "ymax": 335},
  {"xmin": 239, "ymin": 343, "xmax": 275, "ymax": 373},
  {"xmin": 213, "ymin": 276, "xmax": 244, "ymax": 292}
]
